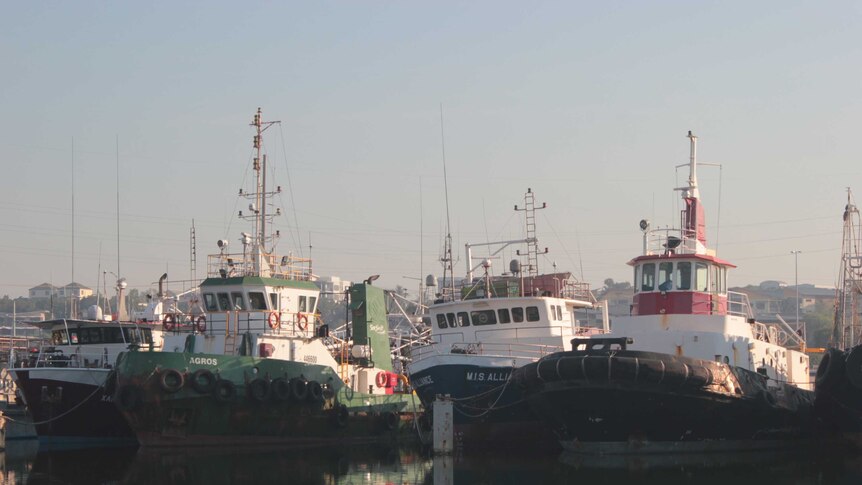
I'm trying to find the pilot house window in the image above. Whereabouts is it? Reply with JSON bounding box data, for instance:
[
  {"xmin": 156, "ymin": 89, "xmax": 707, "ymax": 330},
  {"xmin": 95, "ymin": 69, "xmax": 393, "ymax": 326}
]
[
  {"xmin": 471, "ymin": 310, "xmax": 497, "ymax": 325},
  {"xmin": 641, "ymin": 263, "xmax": 655, "ymax": 292},
  {"xmin": 512, "ymin": 307, "xmax": 524, "ymax": 323},
  {"xmin": 676, "ymin": 262, "xmax": 692, "ymax": 290},
  {"xmin": 248, "ymin": 292, "xmax": 268, "ymax": 310},
  {"xmin": 526, "ymin": 306, "xmax": 540, "ymax": 322},
  {"xmin": 204, "ymin": 293, "xmax": 218, "ymax": 312},
  {"xmin": 497, "ymin": 309, "xmax": 511, "ymax": 324}
]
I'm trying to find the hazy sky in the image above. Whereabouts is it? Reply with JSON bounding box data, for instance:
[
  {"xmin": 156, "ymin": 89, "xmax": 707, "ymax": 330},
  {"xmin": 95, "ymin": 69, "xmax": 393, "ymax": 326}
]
[{"xmin": 1, "ymin": 1, "xmax": 860, "ymax": 300}]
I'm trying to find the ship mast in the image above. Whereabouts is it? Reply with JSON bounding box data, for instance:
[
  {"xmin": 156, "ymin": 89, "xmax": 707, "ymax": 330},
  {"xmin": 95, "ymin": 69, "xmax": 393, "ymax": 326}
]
[
  {"xmin": 833, "ymin": 189, "xmax": 862, "ymax": 349},
  {"xmin": 677, "ymin": 131, "xmax": 708, "ymax": 254},
  {"xmin": 240, "ymin": 108, "xmax": 280, "ymax": 276}
]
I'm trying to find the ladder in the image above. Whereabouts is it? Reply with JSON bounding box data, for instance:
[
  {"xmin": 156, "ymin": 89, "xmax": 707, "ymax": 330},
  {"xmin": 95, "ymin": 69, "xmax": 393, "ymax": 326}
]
[{"xmin": 223, "ymin": 312, "xmax": 237, "ymax": 355}]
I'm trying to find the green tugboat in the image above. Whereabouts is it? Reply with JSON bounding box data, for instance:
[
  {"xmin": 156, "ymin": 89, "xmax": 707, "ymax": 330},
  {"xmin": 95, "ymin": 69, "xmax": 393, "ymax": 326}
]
[{"xmin": 111, "ymin": 109, "xmax": 420, "ymax": 446}]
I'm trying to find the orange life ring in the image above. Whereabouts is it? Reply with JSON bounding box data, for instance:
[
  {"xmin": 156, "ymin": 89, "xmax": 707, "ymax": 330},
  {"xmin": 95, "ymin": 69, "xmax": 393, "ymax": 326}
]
[
  {"xmin": 194, "ymin": 315, "xmax": 207, "ymax": 333},
  {"xmin": 375, "ymin": 371, "xmax": 388, "ymax": 388},
  {"xmin": 163, "ymin": 314, "xmax": 175, "ymax": 331},
  {"xmin": 267, "ymin": 312, "xmax": 281, "ymax": 329},
  {"xmin": 296, "ymin": 314, "xmax": 308, "ymax": 331}
]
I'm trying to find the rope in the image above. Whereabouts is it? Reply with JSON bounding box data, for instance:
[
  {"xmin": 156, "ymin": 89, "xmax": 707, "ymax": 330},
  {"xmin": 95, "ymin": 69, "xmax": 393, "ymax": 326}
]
[{"xmin": 452, "ymin": 364, "xmax": 517, "ymax": 419}]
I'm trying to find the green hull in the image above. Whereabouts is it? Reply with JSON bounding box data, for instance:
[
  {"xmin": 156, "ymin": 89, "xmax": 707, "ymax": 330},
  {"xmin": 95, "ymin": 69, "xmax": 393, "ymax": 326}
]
[{"xmin": 113, "ymin": 350, "xmax": 422, "ymax": 447}]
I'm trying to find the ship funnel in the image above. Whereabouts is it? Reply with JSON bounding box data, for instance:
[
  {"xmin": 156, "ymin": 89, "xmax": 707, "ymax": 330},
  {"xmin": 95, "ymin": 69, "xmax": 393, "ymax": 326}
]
[{"xmin": 157, "ymin": 273, "xmax": 168, "ymax": 298}]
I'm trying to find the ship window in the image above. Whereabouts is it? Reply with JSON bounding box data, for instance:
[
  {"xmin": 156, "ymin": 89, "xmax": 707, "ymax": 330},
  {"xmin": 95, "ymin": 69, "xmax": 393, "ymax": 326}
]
[
  {"xmin": 248, "ymin": 292, "xmax": 268, "ymax": 310},
  {"xmin": 204, "ymin": 293, "xmax": 219, "ymax": 312},
  {"xmin": 269, "ymin": 293, "xmax": 278, "ymax": 310},
  {"xmin": 309, "ymin": 297, "xmax": 318, "ymax": 313},
  {"xmin": 557, "ymin": 306, "xmax": 563, "ymax": 320},
  {"xmin": 123, "ymin": 328, "xmax": 139, "ymax": 344},
  {"xmin": 633, "ymin": 266, "xmax": 640, "ymax": 294},
  {"xmin": 231, "ymin": 292, "xmax": 246, "ymax": 310},
  {"xmin": 446, "ymin": 313, "xmax": 456, "ymax": 327},
  {"xmin": 641, "ymin": 263, "xmax": 655, "ymax": 291},
  {"xmin": 497, "ymin": 309, "xmax": 511, "ymax": 324},
  {"xmin": 217, "ymin": 293, "xmax": 231, "ymax": 311},
  {"xmin": 512, "ymin": 307, "xmax": 524, "ymax": 323},
  {"xmin": 658, "ymin": 262, "xmax": 674, "ymax": 291},
  {"xmin": 457, "ymin": 312, "xmax": 470, "ymax": 327},
  {"xmin": 103, "ymin": 327, "xmax": 123, "ymax": 343},
  {"xmin": 695, "ymin": 263, "xmax": 708, "ymax": 292},
  {"xmin": 550, "ymin": 305, "xmax": 557, "ymax": 321},
  {"xmin": 436, "ymin": 314, "xmax": 448, "ymax": 329},
  {"xmin": 720, "ymin": 268, "xmax": 727, "ymax": 293},
  {"xmin": 471, "ymin": 310, "xmax": 497, "ymax": 325},
  {"xmin": 526, "ymin": 306, "xmax": 540, "ymax": 322},
  {"xmin": 69, "ymin": 331, "xmax": 79, "ymax": 344},
  {"xmin": 52, "ymin": 330, "xmax": 69, "ymax": 345},
  {"xmin": 676, "ymin": 262, "xmax": 691, "ymax": 290},
  {"xmin": 298, "ymin": 296, "xmax": 307, "ymax": 313}
]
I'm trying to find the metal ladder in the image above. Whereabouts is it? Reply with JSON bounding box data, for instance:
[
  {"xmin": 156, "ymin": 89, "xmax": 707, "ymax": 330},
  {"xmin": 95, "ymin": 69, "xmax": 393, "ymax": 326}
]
[{"xmin": 223, "ymin": 312, "xmax": 237, "ymax": 355}]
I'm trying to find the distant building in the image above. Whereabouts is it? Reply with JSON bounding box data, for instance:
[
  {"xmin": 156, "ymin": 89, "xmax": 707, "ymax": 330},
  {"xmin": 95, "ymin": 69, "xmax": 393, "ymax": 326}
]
[
  {"xmin": 28, "ymin": 283, "xmax": 55, "ymax": 299},
  {"xmin": 597, "ymin": 287, "xmax": 634, "ymax": 317},
  {"xmin": 28, "ymin": 282, "xmax": 93, "ymax": 299},
  {"xmin": 316, "ymin": 276, "xmax": 353, "ymax": 301},
  {"xmin": 731, "ymin": 281, "xmax": 835, "ymax": 320}
]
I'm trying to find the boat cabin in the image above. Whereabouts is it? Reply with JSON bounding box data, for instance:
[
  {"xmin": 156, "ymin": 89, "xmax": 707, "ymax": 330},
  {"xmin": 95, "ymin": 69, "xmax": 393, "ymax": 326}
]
[{"xmin": 630, "ymin": 254, "xmax": 735, "ymax": 316}]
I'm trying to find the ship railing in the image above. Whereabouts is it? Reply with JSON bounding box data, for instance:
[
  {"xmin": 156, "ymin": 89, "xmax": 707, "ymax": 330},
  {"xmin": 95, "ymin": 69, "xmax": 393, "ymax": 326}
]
[
  {"xmin": 409, "ymin": 328, "xmax": 601, "ymax": 363},
  {"xmin": 186, "ymin": 310, "xmax": 318, "ymax": 339},
  {"xmin": 206, "ymin": 252, "xmax": 313, "ymax": 281},
  {"xmin": 24, "ymin": 347, "xmax": 118, "ymax": 369},
  {"xmin": 727, "ymin": 291, "xmax": 754, "ymax": 319},
  {"xmin": 750, "ymin": 319, "xmax": 807, "ymax": 350},
  {"xmin": 452, "ymin": 279, "xmax": 594, "ymax": 302},
  {"xmin": 644, "ymin": 228, "xmax": 699, "ymax": 256},
  {"xmin": 0, "ymin": 336, "xmax": 45, "ymax": 364}
]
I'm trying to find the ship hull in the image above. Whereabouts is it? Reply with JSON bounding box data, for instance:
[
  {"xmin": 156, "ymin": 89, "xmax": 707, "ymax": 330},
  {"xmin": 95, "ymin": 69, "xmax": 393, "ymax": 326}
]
[
  {"xmin": 515, "ymin": 349, "xmax": 817, "ymax": 453},
  {"xmin": 410, "ymin": 358, "xmax": 560, "ymax": 450},
  {"xmin": 11, "ymin": 367, "xmax": 137, "ymax": 447},
  {"xmin": 114, "ymin": 350, "xmax": 420, "ymax": 447}
]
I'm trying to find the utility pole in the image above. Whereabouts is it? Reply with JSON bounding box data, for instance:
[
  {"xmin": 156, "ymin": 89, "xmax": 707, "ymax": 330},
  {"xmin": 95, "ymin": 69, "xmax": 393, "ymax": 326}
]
[{"xmin": 791, "ymin": 250, "xmax": 801, "ymax": 327}]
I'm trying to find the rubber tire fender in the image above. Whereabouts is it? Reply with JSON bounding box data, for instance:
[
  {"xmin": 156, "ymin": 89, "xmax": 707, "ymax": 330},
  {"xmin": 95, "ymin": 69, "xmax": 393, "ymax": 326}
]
[
  {"xmin": 159, "ymin": 368, "xmax": 185, "ymax": 393},
  {"xmin": 271, "ymin": 377, "xmax": 291, "ymax": 401},
  {"xmin": 213, "ymin": 379, "xmax": 236, "ymax": 403},
  {"xmin": 190, "ymin": 369, "xmax": 216, "ymax": 394},
  {"xmin": 247, "ymin": 378, "xmax": 271, "ymax": 402}
]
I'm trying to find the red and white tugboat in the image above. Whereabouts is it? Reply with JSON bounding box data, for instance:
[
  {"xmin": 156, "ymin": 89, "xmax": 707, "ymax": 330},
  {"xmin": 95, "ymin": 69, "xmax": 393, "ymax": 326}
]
[{"xmin": 515, "ymin": 132, "xmax": 816, "ymax": 454}]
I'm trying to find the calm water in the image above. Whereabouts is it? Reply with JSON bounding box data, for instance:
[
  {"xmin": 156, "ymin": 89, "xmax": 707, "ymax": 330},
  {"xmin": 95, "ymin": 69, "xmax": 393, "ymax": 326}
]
[{"xmin": 2, "ymin": 440, "xmax": 862, "ymax": 484}]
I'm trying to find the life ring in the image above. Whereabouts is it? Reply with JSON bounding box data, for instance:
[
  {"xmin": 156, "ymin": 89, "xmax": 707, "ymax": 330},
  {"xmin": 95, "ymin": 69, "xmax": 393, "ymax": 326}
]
[
  {"xmin": 296, "ymin": 314, "xmax": 309, "ymax": 331},
  {"xmin": 247, "ymin": 378, "xmax": 271, "ymax": 402},
  {"xmin": 213, "ymin": 379, "xmax": 236, "ymax": 403},
  {"xmin": 271, "ymin": 377, "xmax": 291, "ymax": 401},
  {"xmin": 267, "ymin": 312, "xmax": 281, "ymax": 330},
  {"xmin": 159, "ymin": 368, "xmax": 185, "ymax": 393},
  {"xmin": 816, "ymin": 348, "xmax": 846, "ymax": 391},
  {"xmin": 307, "ymin": 381, "xmax": 323, "ymax": 402},
  {"xmin": 190, "ymin": 369, "xmax": 216, "ymax": 394},
  {"xmin": 115, "ymin": 385, "xmax": 143, "ymax": 411},
  {"xmin": 195, "ymin": 315, "xmax": 207, "ymax": 333},
  {"xmin": 163, "ymin": 314, "xmax": 176, "ymax": 331},
  {"xmin": 375, "ymin": 371, "xmax": 388, "ymax": 388}
]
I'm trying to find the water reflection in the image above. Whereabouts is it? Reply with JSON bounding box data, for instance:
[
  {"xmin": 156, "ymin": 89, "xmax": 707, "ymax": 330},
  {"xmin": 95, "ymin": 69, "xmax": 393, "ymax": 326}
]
[{"xmin": 2, "ymin": 440, "xmax": 861, "ymax": 484}]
